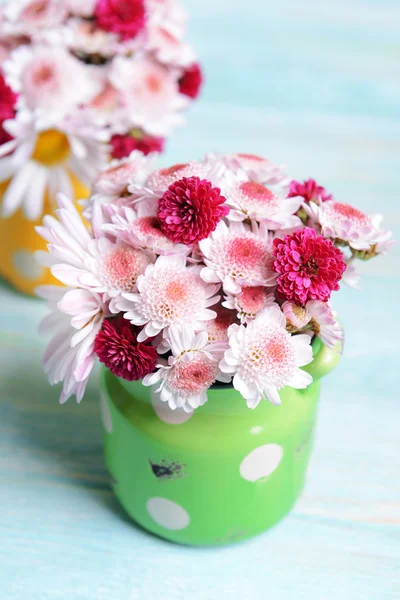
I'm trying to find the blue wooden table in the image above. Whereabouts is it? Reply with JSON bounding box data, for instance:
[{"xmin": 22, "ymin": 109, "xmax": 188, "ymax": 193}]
[{"xmin": 1, "ymin": 1, "xmax": 399, "ymax": 598}]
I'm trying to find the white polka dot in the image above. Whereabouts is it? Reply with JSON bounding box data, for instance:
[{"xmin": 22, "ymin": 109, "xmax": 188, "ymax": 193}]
[
  {"xmin": 100, "ymin": 392, "xmax": 113, "ymax": 433},
  {"xmin": 151, "ymin": 388, "xmax": 193, "ymax": 425},
  {"xmin": 239, "ymin": 443, "xmax": 283, "ymax": 482},
  {"xmin": 12, "ymin": 251, "xmax": 44, "ymax": 280},
  {"xmin": 146, "ymin": 497, "xmax": 190, "ymax": 530}
]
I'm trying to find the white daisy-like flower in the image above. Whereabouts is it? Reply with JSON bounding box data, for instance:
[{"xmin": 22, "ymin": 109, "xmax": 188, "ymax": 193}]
[
  {"xmin": 4, "ymin": 44, "xmax": 101, "ymax": 118},
  {"xmin": 221, "ymin": 152, "xmax": 289, "ymax": 186},
  {"xmin": 116, "ymin": 254, "xmax": 220, "ymax": 341},
  {"xmin": 109, "ymin": 55, "xmax": 187, "ymax": 136},
  {"xmin": 223, "ymin": 172, "xmax": 302, "ymax": 228},
  {"xmin": 143, "ymin": 325, "xmax": 230, "ymax": 412},
  {"xmin": 304, "ymin": 199, "xmax": 391, "ymax": 252},
  {"xmin": 199, "ymin": 220, "xmax": 277, "ymax": 294},
  {"xmin": 0, "ymin": 113, "xmax": 107, "ymax": 220},
  {"xmin": 36, "ymin": 192, "xmax": 154, "ymax": 309},
  {"xmin": 36, "ymin": 283, "xmax": 107, "ymax": 403},
  {"xmin": 223, "ymin": 286, "xmax": 276, "ymax": 324},
  {"xmin": 219, "ymin": 304, "xmax": 313, "ymax": 408},
  {"xmin": 103, "ymin": 200, "xmax": 189, "ymax": 256}
]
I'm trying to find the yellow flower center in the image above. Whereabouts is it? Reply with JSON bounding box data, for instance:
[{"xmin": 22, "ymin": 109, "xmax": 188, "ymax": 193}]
[{"xmin": 31, "ymin": 129, "xmax": 70, "ymax": 166}]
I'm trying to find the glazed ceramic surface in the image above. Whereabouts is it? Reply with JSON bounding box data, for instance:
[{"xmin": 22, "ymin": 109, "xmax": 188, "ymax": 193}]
[{"xmin": 101, "ymin": 338, "xmax": 341, "ymax": 545}]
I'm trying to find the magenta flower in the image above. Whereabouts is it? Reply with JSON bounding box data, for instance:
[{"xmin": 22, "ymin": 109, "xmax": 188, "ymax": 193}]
[
  {"xmin": 94, "ymin": 318, "xmax": 157, "ymax": 380},
  {"xmin": 158, "ymin": 176, "xmax": 229, "ymax": 245},
  {"xmin": 288, "ymin": 178, "xmax": 332, "ymax": 203},
  {"xmin": 178, "ymin": 63, "xmax": 203, "ymax": 99},
  {"xmin": 272, "ymin": 227, "xmax": 346, "ymax": 305},
  {"xmin": 110, "ymin": 133, "xmax": 164, "ymax": 159},
  {"xmin": 0, "ymin": 72, "xmax": 18, "ymax": 146},
  {"xmin": 95, "ymin": 0, "xmax": 146, "ymax": 41}
]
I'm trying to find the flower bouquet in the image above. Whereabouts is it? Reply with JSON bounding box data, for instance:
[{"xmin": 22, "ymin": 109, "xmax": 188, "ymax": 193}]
[
  {"xmin": 37, "ymin": 151, "xmax": 393, "ymax": 545},
  {"xmin": 0, "ymin": 0, "xmax": 202, "ymax": 295}
]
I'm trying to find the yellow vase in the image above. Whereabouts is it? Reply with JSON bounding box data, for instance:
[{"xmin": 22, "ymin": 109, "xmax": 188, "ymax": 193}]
[{"xmin": 0, "ymin": 130, "xmax": 90, "ymax": 296}]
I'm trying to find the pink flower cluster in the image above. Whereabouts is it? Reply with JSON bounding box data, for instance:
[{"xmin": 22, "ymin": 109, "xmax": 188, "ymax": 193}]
[
  {"xmin": 0, "ymin": 0, "xmax": 202, "ymax": 213},
  {"xmin": 37, "ymin": 152, "xmax": 393, "ymax": 412}
]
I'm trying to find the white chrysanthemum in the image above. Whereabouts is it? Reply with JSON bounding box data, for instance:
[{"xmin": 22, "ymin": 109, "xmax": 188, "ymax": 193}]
[
  {"xmin": 4, "ymin": 45, "xmax": 101, "ymax": 118},
  {"xmin": 282, "ymin": 300, "xmax": 342, "ymax": 349},
  {"xmin": 82, "ymin": 151, "xmax": 157, "ymax": 220},
  {"xmin": 282, "ymin": 301, "xmax": 312, "ymax": 330},
  {"xmin": 65, "ymin": 17, "xmax": 118, "ymax": 57},
  {"xmin": 2, "ymin": 0, "xmax": 68, "ymax": 37},
  {"xmin": 67, "ymin": 0, "xmax": 96, "ymax": 17},
  {"xmin": 199, "ymin": 220, "xmax": 277, "ymax": 294},
  {"xmin": 221, "ymin": 152, "xmax": 289, "ymax": 186},
  {"xmin": 103, "ymin": 200, "xmax": 189, "ymax": 255},
  {"xmin": 304, "ymin": 200, "xmax": 391, "ymax": 252},
  {"xmin": 36, "ymin": 284, "xmax": 107, "ymax": 403},
  {"xmin": 223, "ymin": 286, "xmax": 276, "ymax": 324},
  {"xmin": 224, "ymin": 173, "xmax": 302, "ymax": 228},
  {"xmin": 143, "ymin": 325, "xmax": 230, "ymax": 412},
  {"xmin": 36, "ymin": 193, "xmax": 154, "ymax": 309},
  {"xmin": 116, "ymin": 254, "xmax": 220, "ymax": 341},
  {"xmin": 146, "ymin": 158, "xmax": 225, "ymax": 192},
  {"xmin": 109, "ymin": 55, "xmax": 187, "ymax": 136},
  {"xmin": 219, "ymin": 305, "xmax": 313, "ymax": 408},
  {"xmin": 306, "ymin": 300, "xmax": 343, "ymax": 349},
  {"xmin": 0, "ymin": 113, "xmax": 107, "ymax": 220},
  {"xmin": 145, "ymin": 9, "xmax": 196, "ymax": 67}
]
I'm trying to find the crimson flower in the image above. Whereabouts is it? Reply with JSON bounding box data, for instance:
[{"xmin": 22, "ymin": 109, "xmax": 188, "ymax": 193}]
[
  {"xmin": 178, "ymin": 63, "xmax": 203, "ymax": 99},
  {"xmin": 0, "ymin": 72, "xmax": 18, "ymax": 146},
  {"xmin": 110, "ymin": 133, "xmax": 164, "ymax": 159},
  {"xmin": 94, "ymin": 318, "xmax": 157, "ymax": 380},
  {"xmin": 158, "ymin": 176, "xmax": 229, "ymax": 245},
  {"xmin": 272, "ymin": 227, "xmax": 346, "ymax": 305},
  {"xmin": 95, "ymin": 0, "xmax": 146, "ymax": 40},
  {"xmin": 288, "ymin": 178, "xmax": 332, "ymax": 204}
]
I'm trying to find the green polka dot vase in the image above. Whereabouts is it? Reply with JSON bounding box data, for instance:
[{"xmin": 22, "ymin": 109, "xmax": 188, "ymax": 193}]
[{"xmin": 100, "ymin": 337, "xmax": 341, "ymax": 546}]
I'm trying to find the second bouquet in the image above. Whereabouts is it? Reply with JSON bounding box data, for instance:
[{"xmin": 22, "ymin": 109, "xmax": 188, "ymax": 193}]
[{"xmin": 0, "ymin": 0, "xmax": 202, "ymax": 294}]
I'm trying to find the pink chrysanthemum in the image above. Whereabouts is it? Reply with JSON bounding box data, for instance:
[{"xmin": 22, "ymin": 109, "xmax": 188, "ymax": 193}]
[
  {"xmin": 219, "ymin": 305, "xmax": 313, "ymax": 408},
  {"xmin": 304, "ymin": 200, "xmax": 393, "ymax": 252},
  {"xmin": 110, "ymin": 133, "xmax": 164, "ymax": 159},
  {"xmin": 205, "ymin": 304, "xmax": 238, "ymax": 343},
  {"xmin": 143, "ymin": 326, "xmax": 230, "ymax": 412},
  {"xmin": 178, "ymin": 62, "xmax": 203, "ymax": 99},
  {"xmin": 95, "ymin": 0, "xmax": 146, "ymax": 41},
  {"xmin": 223, "ymin": 286, "xmax": 275, "ymax": 324},
  {"xmin": 288, "ymin": 179, "xmax": 332, "ymax": 204},
  {"xmin": 272, "ymin": 227, "xmax": 346, "ymax": 305},
  {"xmin": 200, "ymin": 221, "xmax": 276, "ymax": 294},
  {"xmin": 116, "ymin": 254, "xmax": 220, "ymax": 341},
  {"xmin": 158, "ymin": 176, "xmax": 229, "ymax": 245},
  {"xmin": 94, "ymin": 318, "xmax": 157, "ymax": 380},
  {"xmin": 225, "ymin": 179, "xmax": 302, "ymax": 228}
]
